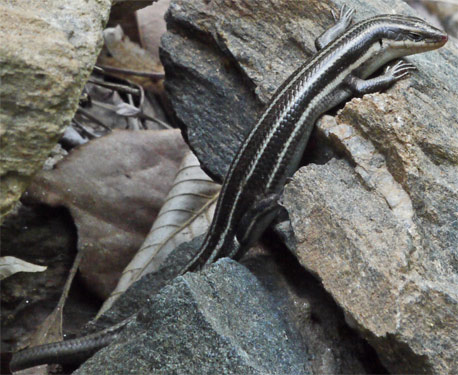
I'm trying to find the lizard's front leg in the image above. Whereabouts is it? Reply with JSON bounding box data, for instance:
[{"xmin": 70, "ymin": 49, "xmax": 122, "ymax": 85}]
[
  {"xmin": 345, "ymin": 60, "xmax": 417, "ymax": 95},
  {"xmin": 315, "ymin": 5, "xmax": 354, "ymax": 50}
]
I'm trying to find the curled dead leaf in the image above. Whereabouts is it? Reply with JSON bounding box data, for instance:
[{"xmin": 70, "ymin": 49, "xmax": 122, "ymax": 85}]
[
  {"xmin": 97, "ymin": 151, "xmax": 220, "ymax": 317},
  {"xmin": 25, "ymin": 129, "xmax": 188, "ymax": 299}
]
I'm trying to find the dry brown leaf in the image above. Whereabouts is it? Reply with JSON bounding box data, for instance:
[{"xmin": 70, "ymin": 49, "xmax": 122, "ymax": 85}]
[
  {"xmin": 97, "ymin": 151, "xmax": 220, "ymax": 317},
  {"xmin": 25, "ymin": 129, "xmax": 188, "ymax": 299},
  {"xmin": 98, "ymin": 25, "xmax": 164, "ymax": 93}
]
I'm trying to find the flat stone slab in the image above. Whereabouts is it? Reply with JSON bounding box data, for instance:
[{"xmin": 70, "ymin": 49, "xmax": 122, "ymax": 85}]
[{"xmin": 75, "ymin": 259, "xmax": 312, "ymax": 375}]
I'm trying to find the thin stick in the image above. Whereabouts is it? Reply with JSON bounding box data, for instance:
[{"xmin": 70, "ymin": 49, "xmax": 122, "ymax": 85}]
[
  {"xmin": 96, "ymin": 65, "xmax": 165, "ymax": 81},
  {"xmin": 87, "ymin": 78, "xmax": 140, "ymax": 95},
  {"xmin": 77, "ymin": 107, "xmax": 112, "ymax": 131},
  {"xmin": 72, "ymin": 119, "xmax": 98, "ymax": 139}
]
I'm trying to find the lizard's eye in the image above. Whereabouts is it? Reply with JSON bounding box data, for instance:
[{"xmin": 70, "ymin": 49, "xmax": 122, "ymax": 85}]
[{"xmin": 407, "ymin": 32, "xmax": 423, "ymax": 42}]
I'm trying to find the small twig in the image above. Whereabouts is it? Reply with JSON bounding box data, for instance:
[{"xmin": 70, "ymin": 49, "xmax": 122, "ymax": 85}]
[
  {"xmin": 71, "ymin": 119, "xmax": 98, "ymax": 139},
  {"xmin": 126, "ymin": 93, "xmax": 141, "ymax": 130},
  {"xmin": 127, "ymin": 93, "xmax": 134, "ymax": 106},
  {"xmin": 134, "ymin": 83, "xmax": 147, "ymax": 130},
  {"xmin": 87, "ymin": 77, "xmax": 140, "ymax": 95},
  {"xmin": 132, "ymin": 83, "xmax": 147, "ymax": 129},
  {"xmin": 134, "ymin": 82, "xmax": 145, "ymax": 109},
  {"xmin": 90, "ymin": 99, "xmax": 172, "ymax": 130},
  {"xmin": 96, "ymin": 64, "xmax": 165, "ymax": 81},
  {"xmin": 140, "ymin": 113, "xmax": 172, "ymax": 129},
  {"xmin": 92, "ymin": 65, "xmax": 104, "ymax": 74},
  {"xmin": 76, "ymin": 107, "xmax": 112, "ymax": 132}
]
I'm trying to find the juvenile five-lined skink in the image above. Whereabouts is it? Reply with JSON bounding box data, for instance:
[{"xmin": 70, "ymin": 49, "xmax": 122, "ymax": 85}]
[
  {"xmin": 181, "ymin": 7, "xmax": 448, "ymax": 272},
  {"xmin": 10, "ymin": 7, "xmax": 447, "ymax": 372}
]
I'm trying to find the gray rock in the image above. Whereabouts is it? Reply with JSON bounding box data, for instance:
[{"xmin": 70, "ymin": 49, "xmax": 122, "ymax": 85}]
[
  {"xmin": 91, "ymin": 234, "xmax": 205, "ymax": 330},
  {"xmin": 160, "ymin": 0, "xmax": 457, "ymax": 373},
  {"xmin": 0, "ymin": 1, "xmax": 111, "ymax": 221},
  {"xmin": 161, "ymin": 0, "xmax": 446, "ymax": 181},
  {"xmin": 161, "ymin": 0, "xmax": 315, "ymax": 181},
  {"xmin": 242, "ymin": 250, "xmax": 384, "ymax": 374},
  {"xmin": 285, "ymin": 12, "xmax": 457, "ymax": 371},
  {"xmin": 75, "ymin": 259, "xmax": 313, "ymax": 375},
  {"xmin": 87, "ymin": 239, "xmax": 384, "ymax": 374},
  {"xmin": 283, "ymin": 159, "xmax": 457, "ymax": 375}
]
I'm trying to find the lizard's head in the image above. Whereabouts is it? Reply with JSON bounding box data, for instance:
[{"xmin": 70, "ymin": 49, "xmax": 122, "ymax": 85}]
[{"xmin": 375, "ymin": 15, "xmax": 447, "ymax": 56}]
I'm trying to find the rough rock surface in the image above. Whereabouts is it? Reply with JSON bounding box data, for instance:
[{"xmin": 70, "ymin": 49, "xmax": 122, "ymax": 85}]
[
  {"xmin": 75, "ymin": 259, "xmax": 312, "ymax": 375},
  {"xmin": 161, "ymin": 0, "xmax": 315, "ymax": 181},
  {"xmin": 0, "ymin": 1, "xmax": 111, "ymax": 222},
  {"xmin": 283, "ymin": 158, "xmax": 457, "ymax": 374},
  {"xmin": 160, "ymin": 0, "xmax": 457, "ymax": 373},
  {"xmin": 76, "ymin": 257, "xmax": 383, "ymax": 374},
  {"xmin": 281, "ymin": 15, "xmax": 457, "ymax": 372}
]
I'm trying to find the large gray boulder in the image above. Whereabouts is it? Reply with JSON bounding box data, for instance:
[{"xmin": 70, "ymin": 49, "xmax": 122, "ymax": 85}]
[
  {"xmin": 76, "ymin": 257, "xmax": 380, "ymax": 374},
  {"xmin": 160, "ymin": 0, "xmax": 457, "ymax": 373},
  {"xmin": 75, "ymin": 259, "xmax": 313, "ymax": 375}
]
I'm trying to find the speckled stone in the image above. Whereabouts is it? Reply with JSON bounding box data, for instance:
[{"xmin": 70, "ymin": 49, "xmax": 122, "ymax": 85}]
[
  {"xmin": 0, "ymin": 0, "xmax": 111, "ymax": 221},
  {"xmin": 74, "ymin": 259, "xmax": 313, "ymax": 375}
]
